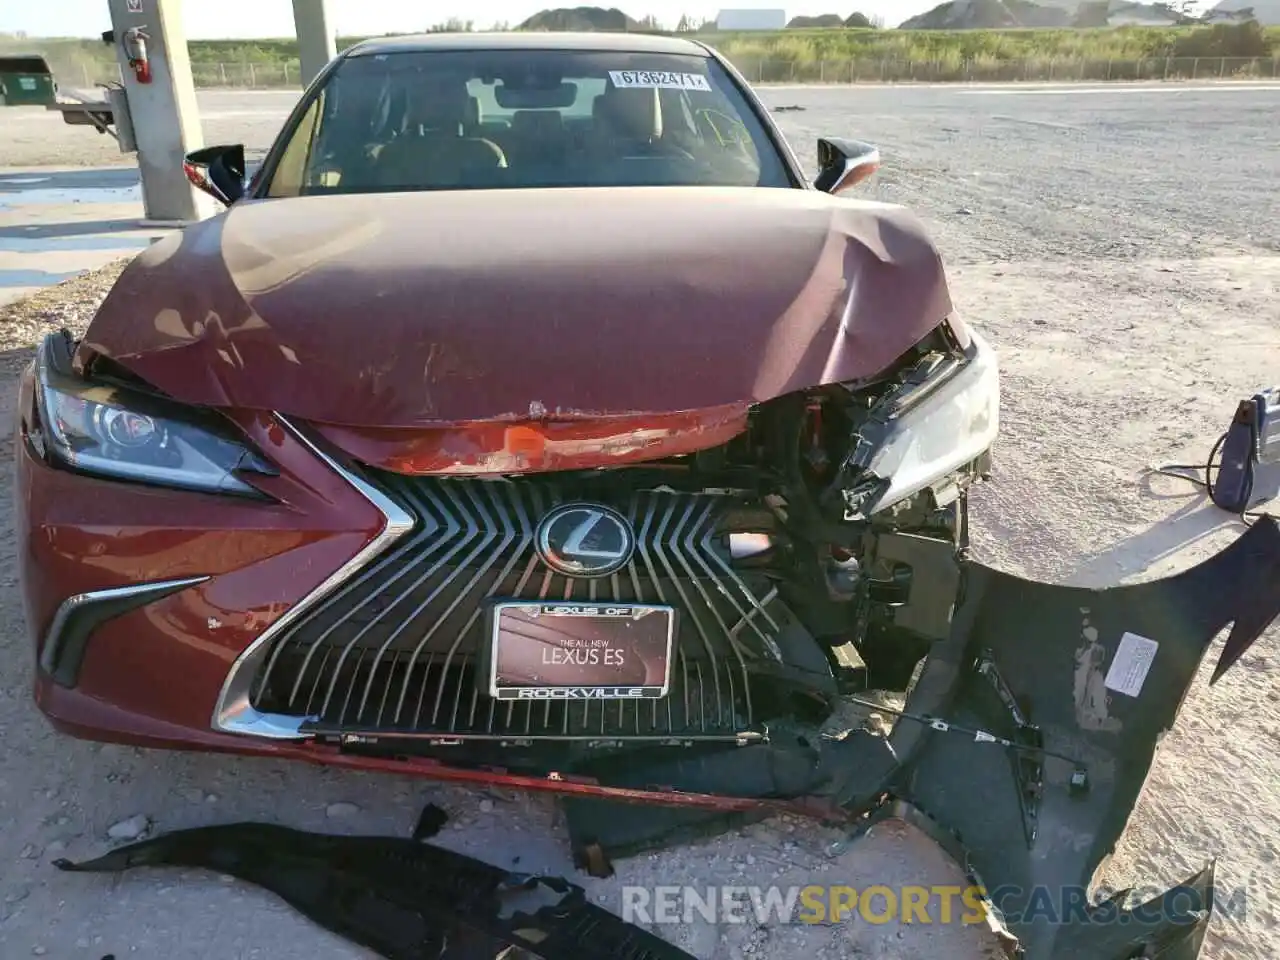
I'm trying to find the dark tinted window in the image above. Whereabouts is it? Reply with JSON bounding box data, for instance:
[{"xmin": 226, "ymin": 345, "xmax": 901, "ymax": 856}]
[
  {"xmin": 0, "ymin": 56, "xmax": 52, "ymax": 74},
  {"xmin": 263, "ymin": 49, "xmax": 794, "ymax": 196}
]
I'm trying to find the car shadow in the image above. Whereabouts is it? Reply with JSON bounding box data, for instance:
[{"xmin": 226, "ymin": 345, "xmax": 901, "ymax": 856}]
[
  {"xmin": 1066, "ymin": 470, "xmax": 1244, "ymax": 588},
  {"xmin": 0, "ymin": 343, "xmax": 35, "ymax": 377}
]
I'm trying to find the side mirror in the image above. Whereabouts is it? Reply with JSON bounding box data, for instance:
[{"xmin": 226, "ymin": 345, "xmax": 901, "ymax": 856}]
[
  {"xmin": 184, "ymin": 144, "xmax": 246, "ymax": 206},
  {"xmin": 813, "ymin": 138, "xmax": 881, "ymax": 195}
]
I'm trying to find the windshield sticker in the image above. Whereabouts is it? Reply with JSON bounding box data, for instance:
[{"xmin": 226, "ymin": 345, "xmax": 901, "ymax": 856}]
[{"xmin": 608, "ymin": 70, "xmax": 712, "ymax": 91}]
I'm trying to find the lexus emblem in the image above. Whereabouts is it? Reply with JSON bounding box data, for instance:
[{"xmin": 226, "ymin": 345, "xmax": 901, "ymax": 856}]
[{"xmin": 535, "ymin": 503, "xmax": 636, "ymax": 578}]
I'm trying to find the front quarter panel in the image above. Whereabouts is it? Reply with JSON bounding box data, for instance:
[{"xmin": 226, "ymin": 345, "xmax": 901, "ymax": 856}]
[{"xmin": 16, "ymin": 410, "xmax": 387, "ymax": 734}]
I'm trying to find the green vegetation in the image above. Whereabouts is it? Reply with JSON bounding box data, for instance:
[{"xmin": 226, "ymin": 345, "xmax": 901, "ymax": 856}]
[
  {"xmin": 714, "ymin": 20, "xmax": 1277, "ymax": 64},
  {"xmin": 3, "ymin": 21, "xmax": 1277, "ymax": 89}
]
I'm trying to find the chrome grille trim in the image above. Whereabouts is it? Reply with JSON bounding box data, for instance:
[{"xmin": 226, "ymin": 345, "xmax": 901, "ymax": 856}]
[
  {"xmin": 211, "ymin": 416, "xmax": 416, "ymax": 740},
  {"xmin": 248, "ymin": 473, "xmax": 790, "ymax": 743}
]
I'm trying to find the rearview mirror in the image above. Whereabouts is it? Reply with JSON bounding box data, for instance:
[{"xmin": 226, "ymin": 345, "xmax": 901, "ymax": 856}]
[
  {"xmin": 494, "ymin": 81, "xmax": 577, "ymax": 110},
  {"xmin": 814, "ymin": 137, "xmax": 881, "ymax": 195},
  {"xmin": 184, "ymin": 143, "xmax": 246, "ymax": 206}
]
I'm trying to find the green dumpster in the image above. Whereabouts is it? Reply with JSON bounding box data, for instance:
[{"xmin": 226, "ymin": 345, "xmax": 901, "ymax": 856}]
[{"xmin": 0, "ymin": 55, "xmax": 57, "ymax": 107}]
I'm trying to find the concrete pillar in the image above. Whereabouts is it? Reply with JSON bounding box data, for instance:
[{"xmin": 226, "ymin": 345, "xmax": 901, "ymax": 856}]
[
  {"xmin": 293, "ymin": 0, "xmax": 337, "ymax": 88},
  {"xmin": 107, "ymin": 0, "xmax": 204, "ymax": 224}
]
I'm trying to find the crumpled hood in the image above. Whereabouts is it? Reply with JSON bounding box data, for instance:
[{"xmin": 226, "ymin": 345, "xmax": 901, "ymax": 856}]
[{"xmin": 77, "ymin": 186, "xmax": 954, "ymax": 427}]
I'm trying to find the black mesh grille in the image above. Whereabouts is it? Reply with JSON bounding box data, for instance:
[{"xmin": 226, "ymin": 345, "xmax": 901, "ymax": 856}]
[{"xmin": 251, "ymin": 471, "xmax": 792, "ymax": 742}]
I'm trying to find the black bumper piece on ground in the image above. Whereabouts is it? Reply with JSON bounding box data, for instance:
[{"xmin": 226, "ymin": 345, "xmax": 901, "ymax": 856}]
[
  {"xmin": 561, "ymin": 516, "xmax": 1280, "ymax": 960},
  {"xmin": 885, "ymin": 514, "xmax": 1280, "ymax": 959},
  {"xmin": 54, "ymin": 820, "xmax": 698, "ymax": 960}
]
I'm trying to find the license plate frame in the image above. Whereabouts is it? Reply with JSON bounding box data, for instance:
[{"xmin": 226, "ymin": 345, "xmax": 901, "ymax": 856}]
[{"xmin": 485, "ymin": 601, "xmax": 676, "ymax": 702}]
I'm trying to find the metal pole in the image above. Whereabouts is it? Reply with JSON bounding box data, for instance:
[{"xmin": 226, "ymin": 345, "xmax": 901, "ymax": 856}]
[
  {"xmin": 107, "ymin": 0, "xmax": 204, "ymax": 224},
  {"xmin": 293, "ymin": 0, "xmax": 336, "ymax": 88}
]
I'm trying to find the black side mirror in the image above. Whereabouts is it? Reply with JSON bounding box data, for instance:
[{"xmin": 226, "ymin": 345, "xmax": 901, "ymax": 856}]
[
  {"xmin": 184, "ymin": 144, "xmax": 247, "ymax": 206},
  {"xmin": 813, "ymin": 137, "xmax": 881, "ymax": 195}
]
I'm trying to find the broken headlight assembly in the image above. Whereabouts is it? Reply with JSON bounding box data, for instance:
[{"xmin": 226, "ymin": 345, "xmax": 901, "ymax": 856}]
[
  {"xmin": 845, "ymin": 327, "xmax": 1000, "ymax": 519},
  {"xmin": 28, "ymin": 333, "xmax": 276, "ymax": 498}
]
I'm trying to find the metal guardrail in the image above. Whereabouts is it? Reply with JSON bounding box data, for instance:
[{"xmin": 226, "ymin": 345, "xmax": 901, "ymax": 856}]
[{"xmin": 69, "ymin": 55, "xmax": 1280, "ymax": 89}]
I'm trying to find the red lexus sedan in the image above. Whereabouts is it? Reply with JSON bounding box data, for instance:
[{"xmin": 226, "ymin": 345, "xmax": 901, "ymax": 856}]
[
  {"xmin": 21, "ymin": 31, "xmax": 1280, "ymax": 960},
  {"xmin": 20, "ymin": 30, "xmax": 975, "ymax": 768}
]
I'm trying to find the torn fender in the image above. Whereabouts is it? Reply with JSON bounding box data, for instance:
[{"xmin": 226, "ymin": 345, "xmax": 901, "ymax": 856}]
[
  {"xmin": 868, "ymin": 515, "xmax": 1280, "ymax": 959},
  {"xmin": 55, "ymin": 821, "xmax": 698, "ymax": 960}
]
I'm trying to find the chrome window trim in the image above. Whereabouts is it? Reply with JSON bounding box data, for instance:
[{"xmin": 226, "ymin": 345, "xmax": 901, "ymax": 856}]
[{"xmin": 210, "ymin": 414, "xmax": 415, "ymax": 739}]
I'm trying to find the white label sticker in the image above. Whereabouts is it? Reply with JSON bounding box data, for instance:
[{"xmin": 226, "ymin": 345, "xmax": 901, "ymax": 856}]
[
  {"xmin": 1103, "ymin": 632, "xmax": 1159, "ymax": 698},
  {"xmin": 127, "ymin": 0, "xmax": 143, "ymax": 12},
  {"xmin": 609, "ymin": 70, "xmax": 711, "ymax": 92}
]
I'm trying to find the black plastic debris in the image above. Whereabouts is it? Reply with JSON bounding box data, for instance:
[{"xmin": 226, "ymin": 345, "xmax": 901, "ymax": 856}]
[
  {"xmin": 412, "ymin": 802, "xmax": 449, "ymax": 842},
  {"xmin": 559, "ymin": 736, "xmax": 825, "ymax": 861},
  {"xmin": 873, "ymin": 516, "xmax": 1280, "ymax": 959},
  {"xmin": 571, "ymin": 839, "xmax": 615, "ymax": 879},
  {"xmin": 560, "ymin": 516, "xmax": 1280, "ymax": 960},
  {"xmin": 53, "ymin": 822, "xmax": 698, "ymax": 960}
]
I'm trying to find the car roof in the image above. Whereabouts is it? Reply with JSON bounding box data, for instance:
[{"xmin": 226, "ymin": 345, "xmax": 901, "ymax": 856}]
[{"xmin": 344, "ymin": 31, "xmax": 710, "ymax": 58}]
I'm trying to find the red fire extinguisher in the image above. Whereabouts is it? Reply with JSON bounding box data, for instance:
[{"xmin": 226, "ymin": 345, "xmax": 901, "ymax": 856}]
[{"xmin": 123, "ymin": 26, "xmax": 152, "ymax": 84}]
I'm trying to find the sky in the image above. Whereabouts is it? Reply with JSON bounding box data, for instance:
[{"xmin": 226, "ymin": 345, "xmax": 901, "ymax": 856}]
[{"xmin": 2, "ymin": 0, "xmax": 949, "ymax": 38}]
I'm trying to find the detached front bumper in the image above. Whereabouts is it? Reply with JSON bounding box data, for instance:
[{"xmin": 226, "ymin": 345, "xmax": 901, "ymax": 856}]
[
  {"xmin": 883, "ymin": 520, "xmax": 1278, "ymax": 958},
  {"xmin": 561, "ymin": 517, "xmax": 1280, "ymax": 960},
  {"xmin": 861, "ymin": 515, "xmax": 1280, "ymax": 958}
]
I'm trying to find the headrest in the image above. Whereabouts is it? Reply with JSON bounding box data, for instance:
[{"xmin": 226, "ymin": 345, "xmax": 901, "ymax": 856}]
[
  {"xmin": 595, "ymin": 85, "xmax": 662, "ymax": 140},
  {"xmin": 407, "ymin": 75, "xmax": 471, "ymax": 131}
]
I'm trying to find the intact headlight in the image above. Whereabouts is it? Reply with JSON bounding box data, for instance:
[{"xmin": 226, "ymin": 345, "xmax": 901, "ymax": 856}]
[
  {"xmin": 31, "ymin": 337, "xmax": 275, "ymax": 498},
  {"xmin": 859, "ymin": 328, "xmax": 1000, "ymax": 514}
]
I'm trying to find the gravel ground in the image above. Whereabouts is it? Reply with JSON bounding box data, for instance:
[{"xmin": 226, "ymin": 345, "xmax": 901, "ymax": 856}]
[{"xmin": 1, "ymin": 83, "xmax": 1279, "ymax": 959}]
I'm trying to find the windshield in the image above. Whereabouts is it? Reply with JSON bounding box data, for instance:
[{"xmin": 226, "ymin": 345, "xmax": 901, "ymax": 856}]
[{"xmin": 261, "ymin": 48, "xmax": 795, "ymax": 196}]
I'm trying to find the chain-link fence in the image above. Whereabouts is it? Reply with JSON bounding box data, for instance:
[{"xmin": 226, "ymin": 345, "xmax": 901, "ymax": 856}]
[
  {"xmin": 70, "ymin": 55, "xmax": 1280, "ymax": 90},
  {"xmin": 66, "ymin": 59, "xmax": 300, "ymax": 88},
  {"xmin": 190, "ymin": 60, "xmax": 299, "ymax": 88}
]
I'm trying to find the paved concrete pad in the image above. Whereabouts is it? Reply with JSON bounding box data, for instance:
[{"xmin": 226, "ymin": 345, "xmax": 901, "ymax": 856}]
[{"xmin": 0, "ymin": 166, "xmax": 166, "ymax": 306}]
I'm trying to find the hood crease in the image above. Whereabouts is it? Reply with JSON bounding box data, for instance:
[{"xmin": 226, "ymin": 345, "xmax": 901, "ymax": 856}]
[{"xmin": 77, "ymin": 187, "xmax": 953, "ymax": 428}]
